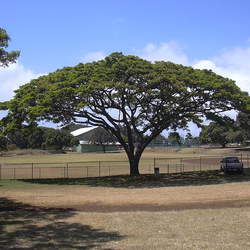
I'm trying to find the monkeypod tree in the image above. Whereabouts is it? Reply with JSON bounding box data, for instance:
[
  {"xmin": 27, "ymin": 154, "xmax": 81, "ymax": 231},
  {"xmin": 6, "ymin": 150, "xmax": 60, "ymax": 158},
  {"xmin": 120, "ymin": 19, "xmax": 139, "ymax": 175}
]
[
  {"xmin": 0, "ymin": 28, "xmax": 20, "ymax": 67},
  {"xmin": 1, "ymin": 53, "xmax": 250, "ymax": 175}
]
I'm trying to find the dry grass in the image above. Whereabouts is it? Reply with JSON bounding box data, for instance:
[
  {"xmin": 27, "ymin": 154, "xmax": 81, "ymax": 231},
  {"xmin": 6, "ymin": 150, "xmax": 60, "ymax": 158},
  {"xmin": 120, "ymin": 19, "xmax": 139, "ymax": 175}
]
[
  {"xmin": 1, "ymin": 179, "xmax": 250, "ymax": 249},
  {"xmin": 2, "ymin": 178, "xmax": 250, "ymax": 209},
  {"xmin": 1, "ymin": 147, "xmax": 244, "ymax": 180},
  {"xmin": 66, "ymin": 208, "xmax": 250, "ymax": 250},
  {"xmin": 1, "ymin": 148, "xmax": 250, "ymax": 248},
  {"xmin": 0, "ymin": 147, "xmax": 238, "ymax": 164}
]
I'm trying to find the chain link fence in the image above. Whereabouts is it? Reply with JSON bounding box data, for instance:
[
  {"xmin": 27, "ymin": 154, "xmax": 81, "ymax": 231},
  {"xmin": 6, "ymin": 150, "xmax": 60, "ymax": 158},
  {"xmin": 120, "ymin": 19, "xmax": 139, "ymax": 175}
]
[{"xmin": 0, "ymin": 154, "xmax": 249, "ymax": 180}]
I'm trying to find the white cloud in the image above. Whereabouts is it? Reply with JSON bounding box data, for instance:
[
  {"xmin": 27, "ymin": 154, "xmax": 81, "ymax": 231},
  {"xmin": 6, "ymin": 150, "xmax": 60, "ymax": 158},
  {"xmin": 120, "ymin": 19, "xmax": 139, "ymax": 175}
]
[
  {"xmin": 0, "ymin": 62, "xmax": 43, "ymax": 102},
  {"xmin": 81, "ymin": 51, "xmax": 106, "ymax": 63},
  {"xmin": 139, "ymin": 41, "xmax": 189, "ymax": 65},
  {"xmin": 193, "ymin": 46, "xmax": 250, "ymax": 94},
  {"xmin": 138, "ymin": 41, "xmax": 250, "ymax": 95}
]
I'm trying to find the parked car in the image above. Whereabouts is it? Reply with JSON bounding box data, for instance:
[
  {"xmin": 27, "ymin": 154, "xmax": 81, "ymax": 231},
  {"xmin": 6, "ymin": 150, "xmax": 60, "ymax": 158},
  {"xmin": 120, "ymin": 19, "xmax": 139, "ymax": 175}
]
[{"xmin": 220, "ymin": 156, "xmax": 243, "ymax": 174}]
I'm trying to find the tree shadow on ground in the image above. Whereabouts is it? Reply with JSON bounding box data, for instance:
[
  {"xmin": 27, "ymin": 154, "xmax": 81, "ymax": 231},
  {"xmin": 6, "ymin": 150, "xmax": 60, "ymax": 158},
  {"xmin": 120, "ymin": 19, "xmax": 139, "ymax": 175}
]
[
  {"xmin": 24, "ymin": 170, "xmax": 250, "ymax": 189},
  {"xmin": 0, "ymin": 197, "xmax": 124, "ymax": 249}
]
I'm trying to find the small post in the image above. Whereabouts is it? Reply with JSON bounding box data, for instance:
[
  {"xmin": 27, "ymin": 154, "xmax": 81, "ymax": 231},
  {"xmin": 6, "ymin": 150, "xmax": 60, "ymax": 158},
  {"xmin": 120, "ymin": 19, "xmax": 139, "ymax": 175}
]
[
  {"xmin": 64, "ymin": 167, "xmax": 66, "ymax": 178},
  {"xmin": 168, "ymin": 164, "xmax": 169, "ymax": 174},
  {"xmin": 99, "ymin": 161, "xmax": 101, "ymax": 177},
  {"xmin": 153, "ymin": 157, "xmax": 156, "ymax": 169},
  {"xmin": 87, "ymin": 166, "xmax": 88, "ymax": 177},
  {"xmin": 13, "ymin": 168, "xmax": 16, "ymax": 180},
  {"xmin": 109, "ymin": 167, "xmax": 110, "ymax": 176},
  {"xmin": 154, "ymin": 167, "xmax": 160, "ymax": 175},
  {"xmin": 247, "ymin": 154, "xmax": 249, "ymax": 168},
  {"xmin": 66, "ymin": 163, "xmax": 69, "ymax": 178},
  {"xmin": 32, "ymin": 163, "xmax": 34, "ymax": 179},
  {"xmin": 200, "ymin": 156, "xmax": 202, "ymax": 172},
  {"xmin": 0, "ymin": 163, "xmax": 2, "ymax": 180},
  {"xmin": 39, "ymin": 167, "xmax": 41, "ymax": 179}
]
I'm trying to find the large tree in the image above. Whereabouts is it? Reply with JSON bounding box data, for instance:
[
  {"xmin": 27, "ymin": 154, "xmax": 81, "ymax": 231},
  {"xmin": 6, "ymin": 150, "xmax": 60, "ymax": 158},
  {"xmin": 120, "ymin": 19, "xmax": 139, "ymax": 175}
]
[
  {"xmin": 0, "ymin": 28, "xmax": 20, "ymax": 67},
  {"xmin": 1, "ymin": 53, "xmax": 250, "ymax": 175}
]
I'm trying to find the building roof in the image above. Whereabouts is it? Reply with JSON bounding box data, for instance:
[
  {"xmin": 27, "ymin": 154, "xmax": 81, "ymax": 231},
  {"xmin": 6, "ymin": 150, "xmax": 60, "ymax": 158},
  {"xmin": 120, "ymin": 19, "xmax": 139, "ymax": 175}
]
[{"xmin": 70, "ymin": 126, "xmax": 99, "ymax": 137}]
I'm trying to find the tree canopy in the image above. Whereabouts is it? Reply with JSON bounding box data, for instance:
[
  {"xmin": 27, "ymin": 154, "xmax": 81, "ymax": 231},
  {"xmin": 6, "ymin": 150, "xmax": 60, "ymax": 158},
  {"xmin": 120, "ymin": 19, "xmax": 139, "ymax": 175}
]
[
  {"xmin": 1, "ymin": 52, "xmax": 250, "ymax": 175},
  {"xmin": 167, "ymin": 132, "xmax": 182, "ymax": 146},
  {"xmin": 0, "ymin": 28, "xmax": 20, "ymax": 67},
  {"xmin": 199, "ymin": 122, "xmax": 234, "ymax": 147},
  {"xmin": 0, "ymin": 126, "xmax": 79, "ymax": 151}
]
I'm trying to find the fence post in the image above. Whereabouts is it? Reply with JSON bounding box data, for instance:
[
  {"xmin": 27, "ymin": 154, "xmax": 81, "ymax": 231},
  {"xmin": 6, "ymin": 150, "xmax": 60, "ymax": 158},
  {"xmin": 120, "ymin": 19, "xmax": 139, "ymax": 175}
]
[
  {"xmin": 200, "ymin": 156, "xmax": 202, "ymax": 172},
  {"xmin": 99, "ymin": 161, "xmax": 101, "ymax": 177},
  {"xmin": 64, "ymin": 167, "xmax": 66, "ymax": 178},
  {"xmin": 153, "ymin": 157, "xmax": 156, "ymax": 169},
  {"xmin": 86, "ymin": 166, "xmax": 88, "ymax": 177},
  {"xmin": 66, "ymin": 163, "xmax": 69, "ymax": 178},
  {"xmin": 39, "ymin": 167, "xmax": 41, "ymax": 179},
  {"xmin": 0, "ymin": 163, "xmax": 1, "ymax": 180},
  {"xmin": 247, "ymin": 154, "xmax": 249, "ymax": 168},
  {"xmin": 32, "ymin": 163, "xmax": 34, "ymax": 179}
]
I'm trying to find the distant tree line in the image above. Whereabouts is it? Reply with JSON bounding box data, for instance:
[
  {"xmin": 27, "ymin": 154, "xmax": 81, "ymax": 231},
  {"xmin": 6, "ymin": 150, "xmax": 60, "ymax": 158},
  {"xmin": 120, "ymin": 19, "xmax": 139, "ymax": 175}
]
[
  {"xmin": 199, "ymin": 112, "xmax": 250, "ymax": 147},
  {"xmin": 0, "ymin": 126, "xmax": 79, "ymax": 151},
  {"xmin": 149, "ymin": 111, "xmax": 250, "ymax": 148}
]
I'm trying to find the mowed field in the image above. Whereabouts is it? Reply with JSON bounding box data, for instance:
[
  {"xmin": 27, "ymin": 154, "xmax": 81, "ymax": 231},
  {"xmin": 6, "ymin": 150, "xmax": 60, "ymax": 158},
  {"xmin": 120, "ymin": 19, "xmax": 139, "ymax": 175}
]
[
  {"xmin": 1, "ymin": 147, "xmax": 250, "ymax": 249},
  {"xmin": 1, "ymin": 147, "xmax": 247, "ymax": 179},
  {"xmin": 0, "ymin": 146, "xmax": 239, "ymax": 163}
]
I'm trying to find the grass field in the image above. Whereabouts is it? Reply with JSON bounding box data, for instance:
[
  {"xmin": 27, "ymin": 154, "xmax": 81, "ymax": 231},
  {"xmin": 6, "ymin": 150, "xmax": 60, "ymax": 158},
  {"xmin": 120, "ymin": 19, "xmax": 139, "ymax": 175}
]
[
  {"xmin": 1, "ymin": 147, "xmax": 250, "ymax": 248},
  {"xmin": 1, "ymin": 147, "xmax": 248, "ymax": 179},
  {"xmin": 0, "ymin": 147, "xmax": 241, "ymax": 163},
  {"xmin": 1, "ymin": 172, "xmax": 250, "ymax": 249}
]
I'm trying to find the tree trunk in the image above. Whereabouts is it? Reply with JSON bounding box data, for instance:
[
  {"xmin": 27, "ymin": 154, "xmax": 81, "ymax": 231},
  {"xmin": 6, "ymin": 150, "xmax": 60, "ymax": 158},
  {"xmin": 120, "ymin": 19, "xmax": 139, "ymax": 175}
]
[{"xmin": 128, "ymin": 154, "xmax": 140, "ymax": 176}]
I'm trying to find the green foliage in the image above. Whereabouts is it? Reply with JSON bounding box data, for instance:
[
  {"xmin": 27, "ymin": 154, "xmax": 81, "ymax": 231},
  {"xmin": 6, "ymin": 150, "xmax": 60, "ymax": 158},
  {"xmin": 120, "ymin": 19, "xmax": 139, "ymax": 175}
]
[
  {"xmin": 42, "ymin": 128, "xmax": 79, "ymax": 150},
  {"xmin": 3, "ymin": 126, "xmax": 78, "ymax": 150},
  {"xmin": 150, "ymin": 134, "xmax": 168, "ymax": 145},
  {"xmin": 184, "ymin": 132, "xmax": 193, "ymax": 146},
  {"xmin": 87, "ymin": 127, "xmax": 116, "ymax": 145},
  {"xmin": 168, "ymin": 132, "xmax": 182, "ymax": 146},
  {"xmin": 235, "ymin": 112, "xmax": 250, "ymax": 141},
  {"xmin": 1, "ymin": 52, "xmax": 250, "ymax": 175},
  {"xmin": 0, "ymin": 28, "xmax": 20, "ymax": 67},
  {"xmin": 0, "ymin": 136, "xmax": 8, "ymax": 151},
  {"xmin": 199, "ymin": 122, "xmax": 235, "ymax": 147},
  {"xmin": 6, "ymin": 128, "xmax": 29, "ymax": 149}
]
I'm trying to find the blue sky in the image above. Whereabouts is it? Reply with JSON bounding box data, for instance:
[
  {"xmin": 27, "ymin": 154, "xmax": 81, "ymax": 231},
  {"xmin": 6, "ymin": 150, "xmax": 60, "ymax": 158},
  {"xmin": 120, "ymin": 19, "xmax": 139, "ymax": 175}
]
[
  {"xmin": 2, "ymin": 0, "xmax": 250, "ymax": 72},
  {"xmin": 1, "ymin": 0, "xmax": 250, "ymax": 134}
]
